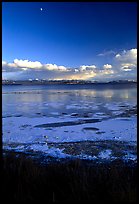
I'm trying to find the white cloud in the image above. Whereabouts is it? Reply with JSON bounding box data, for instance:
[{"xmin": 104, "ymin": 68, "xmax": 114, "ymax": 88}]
[
  {"xmin": 2, "ymin": 48, "xmax": 137, "ymax": 81},
  {"xmin": 103, "ymin": 64, "xmax": 112, "ymax": 69},
  {"xmin": 115, "ymin": 54, "xmax": 121, "ymax": 58},
  {"xmin": 2, "ymin": 61, "xmax": 7, "ymax": 65},
  {"xmin": 120, "ymin": 63, "xmax": 136, "ymax": 72},
  {"xmin": 115, "ymin": 48, "xmax": 137, "ymax": 64},
  {"xmin": 121, "ymin": 68, "xmax": 132, "ymax": 72},
  {"xmin": 58, "ymin": 65, "xmax": 68, "ymax": 71},
  {"xmin": 14, "ymin": 59, "xmax": 42, "ymax": 68},
  {"xmin": 21, "ymin": 68, "xmax": 28, "ymax": 71},
  {"xmin": 115, "ymin": 48, "xmax": 137, "ymax": 72},
  {"xmin": 58, "ymin": 70, "xmax": 97, "ymax": 80},
  {"xmin": 43, "ymin": 64, "xmax": 68, "ymax": 71},
  {"xmin": 80, "ymin": 65, "xmax": 96, "ymax": 72},
  {"xmin": 74, "ymin": 69, "xmax": 79, "ymax": 72},
  {"xmin": 8, "ymin": 63, "xmax": 18, "ymax": 68},
  {"xmin": 103, "ymin": 69, "xmax": 114, "ymax": 74},
  {"xmin": 43, "ymin": 63, "xmax": 57, "ymax": 70}
]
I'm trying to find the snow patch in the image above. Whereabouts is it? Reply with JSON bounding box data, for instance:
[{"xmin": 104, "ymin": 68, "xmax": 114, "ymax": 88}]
[
  {"xmin": 122, "ymin": 153, "xmax": 137, "ymax": 161},
  {"xmin": 98, "ymin": 149, "xmax": 112, "ymax": 159},
  {"xmin": 104, "ymin": 103, "xmax": 120, "ymax": 111},
  {"xmin": 77, "ymin": 153, "xmax": 97, "ymax": 160},
  {"xmin": 29, "ymin": 144, "xmax": 70, "ymax": 158}
]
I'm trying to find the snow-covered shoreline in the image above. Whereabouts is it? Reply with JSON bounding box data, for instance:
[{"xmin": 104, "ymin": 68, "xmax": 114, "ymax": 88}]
[
  {"xmin": 2, "ymin": 85, "xmax": 137, "ymax": 162},
  {"xmin": 2, "ymin": 114, "xmax": 137, "ymax": 162}
]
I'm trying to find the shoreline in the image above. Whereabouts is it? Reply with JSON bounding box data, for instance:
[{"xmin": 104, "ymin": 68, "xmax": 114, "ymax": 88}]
[
  {"xmin": 2, "ymin": 139, "xmax": 137, "ymax": 167},
  {"xmin": 2, "ymin": 80, "xmax": 137, "ymax": 86}
]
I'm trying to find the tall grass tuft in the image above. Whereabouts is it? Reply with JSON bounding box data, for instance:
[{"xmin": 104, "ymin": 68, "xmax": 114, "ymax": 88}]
[{"xmin": 2, "ymin": 152, "xmax": 137, "ymax": 203}]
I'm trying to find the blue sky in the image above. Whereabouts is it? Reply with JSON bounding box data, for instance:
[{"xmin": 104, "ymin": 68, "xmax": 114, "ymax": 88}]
[{"xmin": 2, "ymin": 2, "xmax": 137, "ymax": 81}]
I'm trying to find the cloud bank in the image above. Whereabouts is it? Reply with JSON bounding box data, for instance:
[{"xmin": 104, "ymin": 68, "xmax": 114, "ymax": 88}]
[
  {"xmin": 2, "ymin": 48, "xmax": 137, "ymax": 81},
  {"xmin": 115, "ymin": 49, "xmax": 137, "ymax": 72}
]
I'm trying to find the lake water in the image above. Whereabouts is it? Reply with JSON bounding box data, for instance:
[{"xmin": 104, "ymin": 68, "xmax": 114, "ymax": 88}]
[
  {"xmin": 2, "ymin": 83, "xmax": 137, "ymax": 118},
  {"xmin": 2, "ymin": 83, "xmax": 137, "ymax": 162}
]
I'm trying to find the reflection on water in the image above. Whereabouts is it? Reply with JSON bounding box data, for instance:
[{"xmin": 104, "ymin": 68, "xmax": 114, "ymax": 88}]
[
  {"xmin": 2, "ymin": 84, "xmax": 137, "ymax": 117},
  {"xmin": 121, "ymin": 91, "xmax": 129, "ymax": 99},
  {"xmin": 101, "ymin": 90, "xmax": 114, "ymax": 98}
]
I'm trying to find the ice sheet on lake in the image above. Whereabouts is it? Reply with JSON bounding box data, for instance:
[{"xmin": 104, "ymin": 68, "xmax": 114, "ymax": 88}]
[
  {"xmin": 104, "ymin": 103, "xmax": 121, "ymax": 111},
  {"xmin": 3, "ymin": 115, "xmax": 136, "ymax": 147},
  {"xmin": 2, "ymin": 83, "xmax": 137, "ymax": 162}
]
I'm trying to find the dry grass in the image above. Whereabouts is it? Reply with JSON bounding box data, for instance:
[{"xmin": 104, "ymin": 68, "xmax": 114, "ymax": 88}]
[{"xmin": 2, "ymin": 152, "xmax": 137, "ymax": 203}]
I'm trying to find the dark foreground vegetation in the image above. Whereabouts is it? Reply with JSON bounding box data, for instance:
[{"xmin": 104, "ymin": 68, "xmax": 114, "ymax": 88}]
[{"xmin": 2, "ymin": 152, "xmax": 137, "ymax": 203}]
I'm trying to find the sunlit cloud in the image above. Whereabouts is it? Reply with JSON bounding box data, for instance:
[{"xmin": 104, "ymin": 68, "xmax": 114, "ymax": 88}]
[
  {"xmin": 2, "ymin": 61, "xmax": 7, "ymax": 65},
  {"xmin": 103, "ymin": 64, "xmax": 112, "ymax": 69},
  {"xmin": 14, "ymin": 59, "xmax": 42, "ymax": 69},
  {"xmin": 115, "ymin": 48, "xmax": 137, "ymax": 64},
  {"xmin": 115, "ymin": 48, "xmax": 137, "ymax": 72},
  {"xmin": 120, "ymin": 63, "xmax": 136, "ymax": 72},
  {"xmin": 43, "ymin": 63, "xmax": 69, "ymax": 71},
  {"xmin": 80, "ymin": 65, "xmax": 96, "ymax": 72},
  {"xmin": 2, "ymin": 48, "xmax": 137, "ymax": 81}
]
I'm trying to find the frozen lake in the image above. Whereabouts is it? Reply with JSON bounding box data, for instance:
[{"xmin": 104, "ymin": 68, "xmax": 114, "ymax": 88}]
[{"xmin": 2, "ymin": 83, "xmax": 137, "ymax": 162}]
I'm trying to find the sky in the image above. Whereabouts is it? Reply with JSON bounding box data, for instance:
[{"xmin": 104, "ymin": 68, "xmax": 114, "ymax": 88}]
[{"xmin": 2, "ymin": 2, "xmax": 137, "ymax": 81}]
